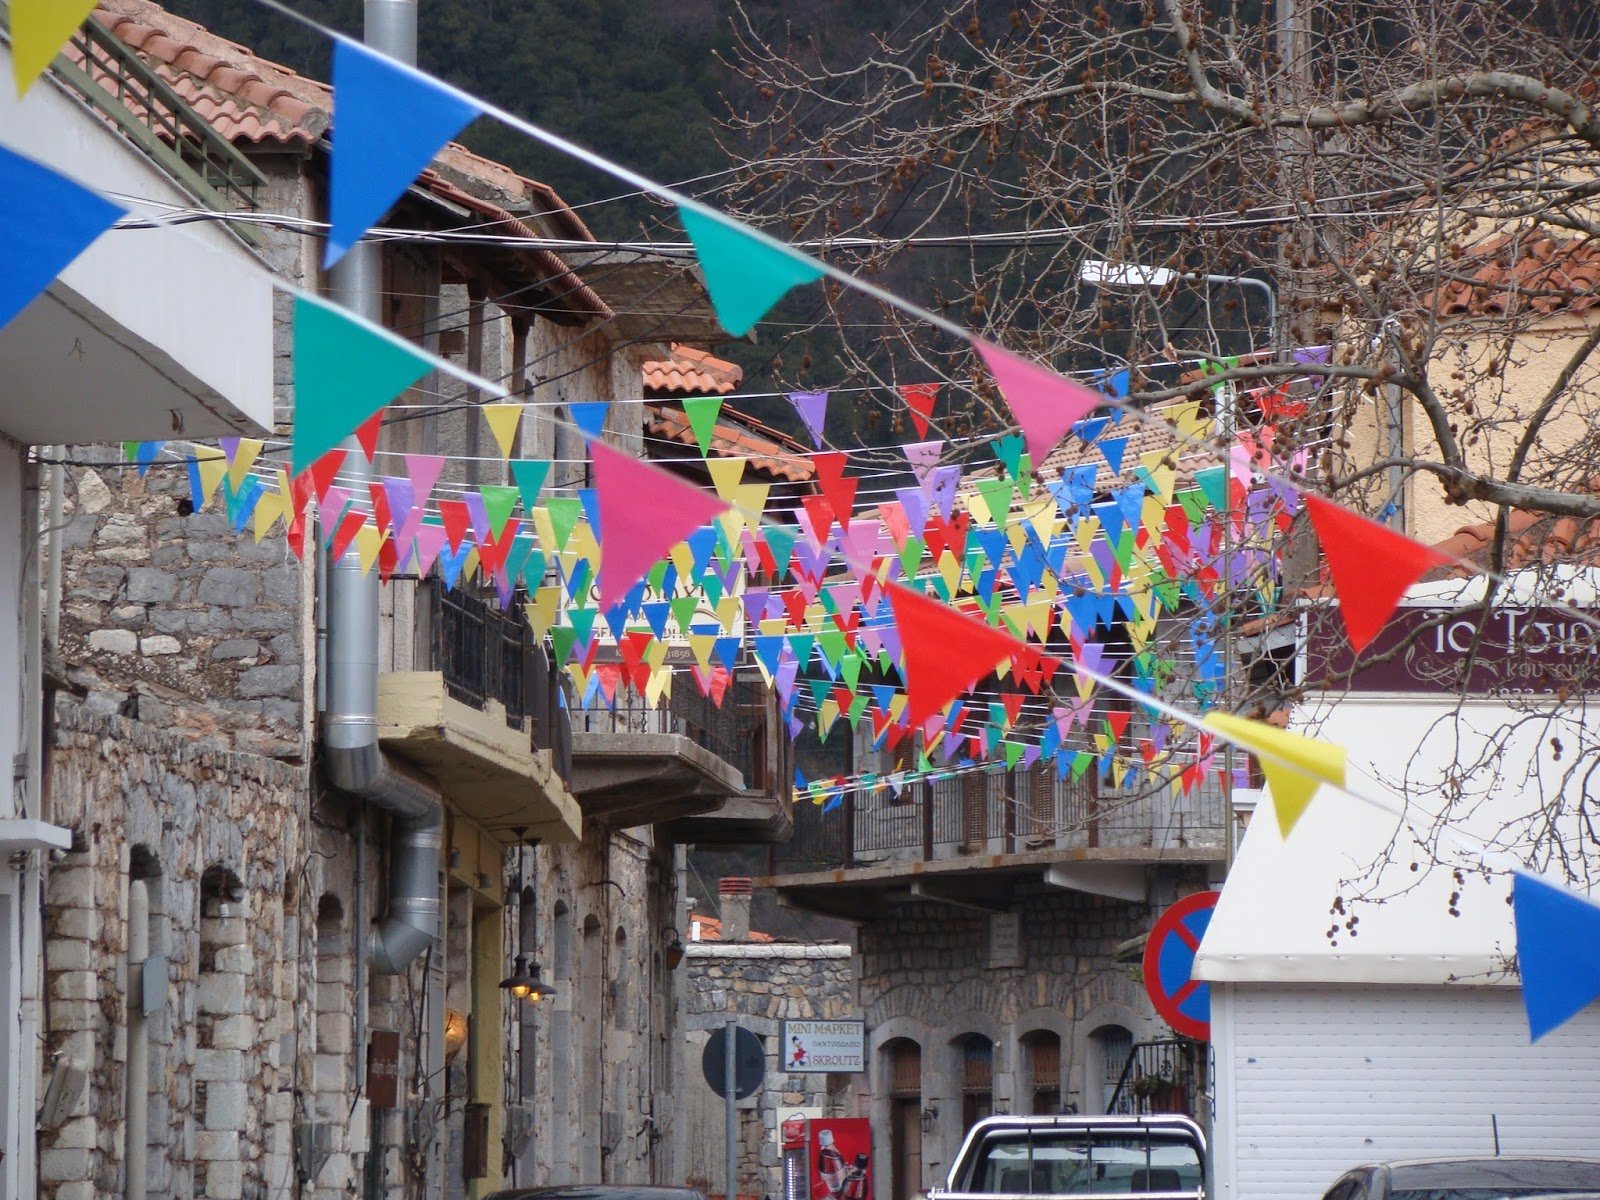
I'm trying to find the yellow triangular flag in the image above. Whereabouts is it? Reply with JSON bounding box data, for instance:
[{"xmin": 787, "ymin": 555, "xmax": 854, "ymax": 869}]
[
  {"xmin": 706, "ymin": 457, "xmax": 745, "ymax": 500},
  {"xmin": 524, "ymin": 587, "xmax": 560, "ymax": 640},
  {"xmin": 11, "ymin": 0, "xmax": 97, "ymax": 96},
  {"xmin": 688, "ymin": 633, "xmax": 717, "ymax": 670},
  {"xmin": 354, "ymin": 524, "xmax": 384, "ymax": 575},
  {"xmin": 252, "ymin": 487, "xmax": 284, "ymax": 544},
  {"xmin": 482, "ymin": 404, "xmax": 524, "ymax": 459},
  {"xmin": 194, "ymin": 448, "xmax": 228, "ymax": 510},
  {"xmin": 226, "ymin": 438, "xmax": 264, "ymax": 491},
  {"xmin": 645, "ymin": 665, "xmax": 673, "ymax": 707},
  {"xmin": 1204, "ymin": 712, "xmax": 1347, "ymax": 836}
]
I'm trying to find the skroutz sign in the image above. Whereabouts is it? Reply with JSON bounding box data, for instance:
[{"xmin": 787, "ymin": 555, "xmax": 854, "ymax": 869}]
[{"xmin": 781, "ymin": 1020, "xmax": 866, "ymax": 1073}]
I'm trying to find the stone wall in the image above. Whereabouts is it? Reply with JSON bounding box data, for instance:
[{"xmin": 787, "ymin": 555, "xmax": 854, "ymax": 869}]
[
  {"xmin": 852, "ymin": 875, "xmax": 1210, "ymax": 1194},
  {"xmin": 682, "ymin": 941, "xmax": 861, "ymax": 1200},
  {"xmin": 41, "ymin": 705, "xmax": 307, "ymax": 1200}
]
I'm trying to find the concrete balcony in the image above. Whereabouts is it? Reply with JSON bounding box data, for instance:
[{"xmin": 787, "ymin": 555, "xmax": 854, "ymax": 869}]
[
  {"xmin": 377, "ymin": 671, "xmax": 581, "ymax": 845},
  {"xmin": 762, "ymin": 767, "xmax": 1226, "ymax": 922},
  {"xmin": 569, "ymin": 675, "xmax": 792, "ymax": 840},
  {"xmin": 0, "ymin": 36, "xmax": 273, "ymax": 446}
]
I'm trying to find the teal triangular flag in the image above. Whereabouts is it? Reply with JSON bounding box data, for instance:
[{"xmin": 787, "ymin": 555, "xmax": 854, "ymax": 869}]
[
  {"xmin": 678, "ymin": 204, "xmax": 825, "ymax": 336},
  {"xmin": 1194, "ymin": 466, "xmax": 1230, "ymax": 515},
  {"xmin": 510, "ymin": 460, "xmax": 550, "ymax": 513},
  {"xmin": 292, "ymin": 295, "xmax": 431, "ymax": 475}
]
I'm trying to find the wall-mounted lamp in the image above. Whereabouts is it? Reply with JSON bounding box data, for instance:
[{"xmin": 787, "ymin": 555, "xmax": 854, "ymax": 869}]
[
  {"xmin": 920, "ymin": 1105, "xmax": 939, "ymax": 1134},
  {"xmin": 498, "ymin": 956, "xmax": 555, "ymax": 1004},
  {"xmin": 661, "ymin": 926, "xmax": 685, "ymax": 971}
]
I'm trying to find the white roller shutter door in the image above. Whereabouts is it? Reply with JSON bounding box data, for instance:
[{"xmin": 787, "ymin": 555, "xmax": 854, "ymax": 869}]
[{"xmin": 1210, "ymin": 984, "xmax": 1600, "ymax": 1200}]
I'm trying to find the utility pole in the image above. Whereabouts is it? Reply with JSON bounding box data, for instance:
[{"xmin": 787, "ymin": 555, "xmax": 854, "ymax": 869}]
[{"xmin": 327, "ymin": 4, "xmax": 420, "ymax": 1196}]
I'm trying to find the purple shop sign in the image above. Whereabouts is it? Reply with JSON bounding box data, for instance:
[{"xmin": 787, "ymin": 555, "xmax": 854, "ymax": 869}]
[{"xmin": 1304, "ymin": 605, "xmax": 1600, "ymax": 695}]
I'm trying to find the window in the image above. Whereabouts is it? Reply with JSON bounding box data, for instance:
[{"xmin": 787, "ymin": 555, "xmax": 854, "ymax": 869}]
[{"xmin": 967, "ymin": 1130, "xmax": 1204, "ymax": 1195}]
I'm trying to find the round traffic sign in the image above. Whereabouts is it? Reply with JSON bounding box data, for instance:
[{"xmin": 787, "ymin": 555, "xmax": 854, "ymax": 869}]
[
  {"xmin": 1142, "ymin": 890, "xmax": 1220, "ymax": 1041},
  {"xmin": 702, "ymin": 1025, "xmax": 765, "ymax": 1099}
]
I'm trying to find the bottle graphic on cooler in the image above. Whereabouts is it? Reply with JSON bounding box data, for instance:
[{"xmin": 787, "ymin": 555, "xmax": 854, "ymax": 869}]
[
  {"xmin": 816, "ymin": 1129, "xmax": 848, "ymax": 1199},
  {"xmin": 839, "ymin": 1153, "xmax": 870, "ymax": 1200}
]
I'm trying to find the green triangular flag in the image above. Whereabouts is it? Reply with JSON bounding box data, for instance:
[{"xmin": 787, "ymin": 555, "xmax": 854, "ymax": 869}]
[
  {"xmin": 817, "ymin": 628, "xmax": 848, "ymax": 668},
  {"xmin": 510, "ymin": 459, "xmax": 550, "ymax": 513},
  {"xmin": 839, "ymin": 651, "xmax": 863, "ymax": 695},
  {"xmin": 545, "ymin": 497, "xmax": 583, "ymax": 550},
  {"xmin": 977, "ymin": 477, "xmax": 1016, "ymax": 529},
  {"xmin": 551, "ymin": 625, "xmax": 578, "ymax": 664},
  {"xmin": 481, "ymin": 485, "xmax": 520, "ymax": 538},
  {"xmin": 678, "ymin": 204, "xmax": 826, "ymax": 337},
  {"xmin": 1194, "ymin": 466, "xmax": 1230, "ymax": 515},
  {"xmin": 992, "ymin": 433, "xmax": 1026, "ymax": 480},
  {"xmin": 292, "ymin": 295, "xmax": 431, "ymax": 475},
  {"xmin": 898, "ymin": 535, "xmax": 925, "ymax": 579},
  {"xmin": 669, "ymin": 595, "xmax": 701, "ymax": 634},
  {"xmin": 1177, "ymin": 487, "xmax": 1209, "ymax": 525},
  {"xmin": 683, "ymin": 395, "xmax": 723, "ymax": 455},
  {"xmin": 1003, "ymin": 741, "xmax": 1025, "ymax": 770}
]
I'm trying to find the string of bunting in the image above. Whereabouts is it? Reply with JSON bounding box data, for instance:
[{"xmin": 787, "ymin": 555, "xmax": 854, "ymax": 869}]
[{"xmin": 5, "ymin": 6, "xmax": 1598, "ymax": 1040}]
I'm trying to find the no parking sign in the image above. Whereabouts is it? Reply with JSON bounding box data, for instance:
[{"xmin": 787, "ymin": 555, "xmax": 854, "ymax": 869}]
[{"xmin": 1142, "ymin": 890, "xmax": 1219, "ymax": 1041}]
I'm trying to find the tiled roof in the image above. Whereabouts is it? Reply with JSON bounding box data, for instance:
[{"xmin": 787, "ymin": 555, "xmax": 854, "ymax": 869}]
[
  {"xmin": 687, "ymin": 912, "xmax": 774, "ymax": 943},
  {"xmin": 90, "ymin": 0, "xmax": 595, "ymax": 241},
  {"xmin": 642, "ymin": 344, "xmax": 744, "ymax": 396},
  {"xmin": 645, "ymin": 403, "xmax": 817, "ymax": 483},
  {"xmin": 1432, "ymin": 232, "xmax": 1600, "ymax": 320},
  {"xmin": 91, "ymin": 1, "xmax": 330, "ymax": 145},
  {"xmin": 1424, "ymin": 485, "xmax": 1600, "ymax": 578}
]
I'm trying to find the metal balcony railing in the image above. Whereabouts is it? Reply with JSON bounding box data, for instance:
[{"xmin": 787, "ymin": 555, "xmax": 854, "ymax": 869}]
[
  {"xmin": 570, "ymin": 674, "xmax": 775, "ymax": 793},
  {"xmin": 1107, "ymin": 1040, "xmax": 1203, "ymax": 1118},
  {"xmin": 772, "ymin": 763, "xmax": 1227, "ymax": 875},
  {"xmin": 420, "ymin": 579, "xmax": 571, "ymax": 779},
  {"xmin": 41, "ymin": 13, "xmax": 270, "ymax": 242}
]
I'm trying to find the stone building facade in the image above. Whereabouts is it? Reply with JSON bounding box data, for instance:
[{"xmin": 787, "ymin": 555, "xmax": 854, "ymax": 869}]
[{"xmin": 680, "ymin": 884, "xmax": 862, "ymax": 1200}]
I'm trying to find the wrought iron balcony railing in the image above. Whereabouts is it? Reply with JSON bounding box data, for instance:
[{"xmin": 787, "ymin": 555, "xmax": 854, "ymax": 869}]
[{"xmin": 772, "ymin": 763, "xmax": 1227, "ymax": 875}]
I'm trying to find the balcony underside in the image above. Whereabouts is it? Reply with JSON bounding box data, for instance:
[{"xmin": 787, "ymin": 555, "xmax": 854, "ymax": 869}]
[
  {"xmin": 569, "ymin": 731, "xmax": 746, "ymax": 826},
  {"xmin": 759, "ymin": 844, "xmax": 1224, "ymax": 924},
  {"xmin": 661, "ymin": 789, "xmax": 793, "ymax": 845},
  {"xmin": 377, "ymin": 672, "xmax": 582, "ymax": 845}
]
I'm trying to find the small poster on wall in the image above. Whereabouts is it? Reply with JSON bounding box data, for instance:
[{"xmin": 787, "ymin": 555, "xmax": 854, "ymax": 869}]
[{"xmin": 782, "ymin": 1020, "xmax": 866, "ymax": 1073}]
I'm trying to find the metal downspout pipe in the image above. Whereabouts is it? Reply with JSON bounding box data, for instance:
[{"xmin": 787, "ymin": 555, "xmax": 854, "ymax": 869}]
[{"xmin": 321, "ymin": 0, "xmax": 439, "ymax": 978}]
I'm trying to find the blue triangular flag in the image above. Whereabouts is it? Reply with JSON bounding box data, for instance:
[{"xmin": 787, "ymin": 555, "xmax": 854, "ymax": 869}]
[
  {"xmin": 1098, "ymin": 436, "xmax": 1129, "ymax": 475},
  {"xmin": 570, "ymin": 402, "xmax": 610, "ymax": 441},
  {"xmin": 1513, "ymin": 872, "xmax": 1600, "ymax": 1040},
  {"xmin": 326, "ymin": 38, "xmax": 482, "ymax": 267},
  {"xmin": 0, "ymin": 144, "xmax": 125, "ymax": 330}
]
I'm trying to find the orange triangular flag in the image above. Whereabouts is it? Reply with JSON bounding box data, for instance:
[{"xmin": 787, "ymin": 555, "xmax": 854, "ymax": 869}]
[{"xmin": 1303, "ymin": 494, "xmax": 1451, "ymax": 652}]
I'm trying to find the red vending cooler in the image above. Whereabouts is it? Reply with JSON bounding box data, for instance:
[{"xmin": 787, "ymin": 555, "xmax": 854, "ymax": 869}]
[{"xmin": 782, "ymin": 1118, "xmax": 873, "ymax": 1200}]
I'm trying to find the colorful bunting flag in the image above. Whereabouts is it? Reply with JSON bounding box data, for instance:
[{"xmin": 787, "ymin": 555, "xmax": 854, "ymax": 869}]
[
  {"xmin": 887, "ymin": 584, "xmax": 1019, "ymax": 726},
  {"xmin": 482, "ymin": 404, "xmax": 524, "ymax": 459},
  {"xmin": 325, "ymin": 37, "xmax": 482, "ymax": 266},
  {"xmin": 973, "ymin": 339, "xmax": 1103, "ymax": 468},
  {"xmin": 683, "ymin": 395, "xmax": 723, "ymax": 455},
  {"xmin": 589, "ymin": 440, "xmax": 729, "ymax": 609},
  {"xmin": 1303, "ymin": 493, "xmax": 1451, "ymax": 653},
  {"xmin": 1512, "ymin": 872, "xmax": 1600, "ymax": 1041},
  {"xmin": 1204, "ymin": 712, "xmax": 1346, "ymax": 835},
  {"xmin": 9, "ymin": 0, "xmax": 97, "ymax": 95},
  {"xmin": 789, "ymin": 391, "xmax": 829, "ymax": 448},
  {"xmin": 901, "ymin": 383, "xmax": 939, "ymax": 439},
  {"xmin": 0, "ymin": 145, "xmax": 125, "ymax": 330},
  {"xmin": 291, "ymin": 296, "xmax": 432, "ymax": 475},
  {"xmin": 677, "ymin": 204, "xmax": 825, "ymax": 336}
]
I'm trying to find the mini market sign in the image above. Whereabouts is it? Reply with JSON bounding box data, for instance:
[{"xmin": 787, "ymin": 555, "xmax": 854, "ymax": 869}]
[{"xmin": 781, "ymin": 1020, "xmax": 866, "ymax": 1073}]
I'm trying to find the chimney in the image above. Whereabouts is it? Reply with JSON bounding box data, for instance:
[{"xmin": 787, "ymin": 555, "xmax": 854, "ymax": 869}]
[{"xmin": 718, "ymin": 877, "xmax": 753, "ymax": 942}]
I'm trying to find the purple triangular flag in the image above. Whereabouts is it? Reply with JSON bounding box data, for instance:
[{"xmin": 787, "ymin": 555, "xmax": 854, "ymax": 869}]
[{"xmin": 789, "ymin": 391, "xmax": 829, "ymax": 448}]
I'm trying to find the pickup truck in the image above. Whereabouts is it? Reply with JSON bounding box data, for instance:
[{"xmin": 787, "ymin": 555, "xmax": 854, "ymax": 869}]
[{"xmin": 931, "ymin": 1114, "xmax": 1207, "ymax": 1199}]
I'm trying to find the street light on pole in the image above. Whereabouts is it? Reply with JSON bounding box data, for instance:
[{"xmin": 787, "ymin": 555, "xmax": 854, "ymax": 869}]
[{"xmin": 1078, "ymin": 258, "xmax": 1278, "ymax": 352}]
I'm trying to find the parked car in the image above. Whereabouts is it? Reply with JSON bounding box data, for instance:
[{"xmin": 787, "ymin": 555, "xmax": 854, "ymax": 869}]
[
  {"xmin": 933, "ymin": 1114, "xmax": 1207, "ymax": 1197},
  {"xmin": 485, "ymin": 1188, "xmax": 709, "ymax": 1200},
  {"xmin": 1320, "ymin": 1158, "xmax": 1600, "ymax": 1200}
]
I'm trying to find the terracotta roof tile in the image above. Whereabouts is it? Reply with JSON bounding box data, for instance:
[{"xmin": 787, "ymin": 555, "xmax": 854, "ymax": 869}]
[
  {"xmin": 1422, "ymin": 482, "xmax": 1600, "ymax": 578},
  {"xmin": 642, "ymin": 344, "xmax": 745, "ymax": 396},
  {"xmin": 1431, "ymin": 232, "xmax": 1600, "ymax": 320},
  {"xmin": 686, "ymin": 912, "xmax": 774, "ymax": 943},
  {"xmin": 645, "ymin": 403, "xmax": 816, "ymax": 483}
]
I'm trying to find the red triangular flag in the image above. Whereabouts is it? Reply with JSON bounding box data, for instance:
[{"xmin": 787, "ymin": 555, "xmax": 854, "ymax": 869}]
[
  {"xmin": 329, "ymin": 510, "xmax": 366, "ymax": 564},
  {"xmin": 812, "ymin": 451, "xmax": 859, "ymax": 529},
  {"xmin": 301, "ymin": 448, "xmax": 347, "ymax": 503},
  {"xmin": 354, "ymin": 409, "xmax": 385, "ymax": 462},
  {"xmin": 437, "ymin": 498, "xmax": 472, "ymax": 553},
  {"xmin": 972, "ymin": 338, "xmax": 1103, "ymax": 468},
  {"xmin": 1304, "ymin": 493, "xmax": 1451, "ymax": 652},
  {"xmin": 591, "ymin": 440, "xmax": 729, "ymax": 610},
  {"xmin": 887, "ymin": 583, "xmax": 1020, "ymax": 727},
  {"xmin": 900, "ymin": 383, "xmax": 939, "ymax": 439}
]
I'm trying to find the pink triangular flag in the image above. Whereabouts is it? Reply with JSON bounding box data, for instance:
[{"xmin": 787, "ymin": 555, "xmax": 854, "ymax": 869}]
[
  {"xmin": 412, "ymin": 524, "xmax": 448, "ymax": 577},
  {"xmin": 972, "ymin": 338, "xmax": 1104, "ymax": 467},
  {"xmin": 591, "ymin": 441, "xmax": 730, "ymax": 610}
]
